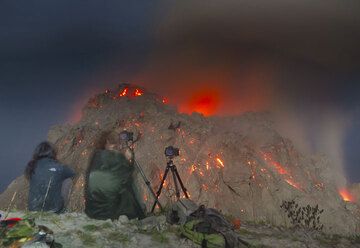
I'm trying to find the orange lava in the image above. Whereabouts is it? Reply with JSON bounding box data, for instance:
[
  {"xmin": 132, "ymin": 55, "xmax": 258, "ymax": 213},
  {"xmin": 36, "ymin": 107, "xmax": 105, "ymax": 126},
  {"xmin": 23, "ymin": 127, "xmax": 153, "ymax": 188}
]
[
  {"xmin": 189, "ymin": 164, "xmax": 197, "ymax": 174},
  {"xmin": 339, "ymin": 188, "xmax": 354, "ymax": 202},
  {"xmin": 285, "ymin": 179, "xmax": 302, "ymax": 190},
  {"xmin": 262, "ymin": 152, "xmax": 303, "ymax": 191},
  {"xmin": 216, "ymin": 158, "xmax": 225, "ymax": 168},
  {"xmin": 134, "ymin": 88, "xmax": 144, "ymax": 96},
  {"xmin": 119, "ymin": 87, "xmax": 128, "ymax": 97},
  {"xmin": 180, "ymin": 88, "xmax": 221, "ymax": 116},
  {"xmin": 262, "ymin": 153, "xmax": 289, "ymax": 175},
  {"xmin": 270, "ymin": 161, "xmax": 289, "ymax": 175}
]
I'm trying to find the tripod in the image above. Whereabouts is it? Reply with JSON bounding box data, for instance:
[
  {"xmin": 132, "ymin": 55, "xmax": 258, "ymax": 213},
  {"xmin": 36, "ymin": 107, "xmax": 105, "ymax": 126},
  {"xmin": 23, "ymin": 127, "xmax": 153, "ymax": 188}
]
[
  {"xmin": 125, "ymin": 141, "xmax": 163, "ymax": 211},
  {"xmin": 134, "ymin": 158, "xmax": 163, "ymax": 211},
  {"xmin": 151, "ymin": 158, "xmax": 189, "ymax": 213}
]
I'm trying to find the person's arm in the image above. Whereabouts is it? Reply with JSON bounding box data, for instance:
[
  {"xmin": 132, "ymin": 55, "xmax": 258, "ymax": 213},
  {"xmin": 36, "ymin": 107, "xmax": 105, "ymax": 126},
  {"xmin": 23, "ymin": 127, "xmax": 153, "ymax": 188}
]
[{"xmin": 62, "ymin": 165, "xmax": 76, "ymax": 179}]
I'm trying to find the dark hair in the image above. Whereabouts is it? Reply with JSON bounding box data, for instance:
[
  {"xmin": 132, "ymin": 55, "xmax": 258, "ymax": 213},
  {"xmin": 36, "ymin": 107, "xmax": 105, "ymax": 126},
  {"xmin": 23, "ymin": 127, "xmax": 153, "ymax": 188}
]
[{"xmin": 25, "ymin": 141, "xmax": 57, "ymax": 180}]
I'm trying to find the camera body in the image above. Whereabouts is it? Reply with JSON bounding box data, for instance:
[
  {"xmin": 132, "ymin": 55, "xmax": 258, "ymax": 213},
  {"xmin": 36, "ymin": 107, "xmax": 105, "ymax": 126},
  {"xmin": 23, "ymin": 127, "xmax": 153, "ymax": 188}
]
[
  {"xmin": 165, "ymin": 146, "xmax": 180, "ymax": 158},
  {"xmin": 119, "ymin": 131, "xmax": 134, "ymax": 142}
]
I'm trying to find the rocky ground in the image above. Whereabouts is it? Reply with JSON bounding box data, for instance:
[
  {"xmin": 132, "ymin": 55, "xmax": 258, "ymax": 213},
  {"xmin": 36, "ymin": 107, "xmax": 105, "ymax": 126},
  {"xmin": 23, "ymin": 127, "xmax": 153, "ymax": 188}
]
[{"xmin": 2, "ymin": 211, "xmax": 360, "ymax": 248}]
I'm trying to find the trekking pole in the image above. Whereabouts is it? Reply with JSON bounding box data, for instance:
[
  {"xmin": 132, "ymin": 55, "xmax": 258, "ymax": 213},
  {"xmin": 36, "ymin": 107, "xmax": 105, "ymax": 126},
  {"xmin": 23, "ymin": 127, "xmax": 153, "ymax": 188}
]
[
  {"xmin": 40, "ymin": 177, "xmax": 53, "ymax": 219},
  {"xmin": 134, "ymin": 158, "xmax": 163, "ymax": 211},
  {"xmin": 4, "ymin": 191, "xmax": 17, "ymax": 219},
  {"xmin": 0, "ymin": 191, "xmax": 17, "ymax": 238}
]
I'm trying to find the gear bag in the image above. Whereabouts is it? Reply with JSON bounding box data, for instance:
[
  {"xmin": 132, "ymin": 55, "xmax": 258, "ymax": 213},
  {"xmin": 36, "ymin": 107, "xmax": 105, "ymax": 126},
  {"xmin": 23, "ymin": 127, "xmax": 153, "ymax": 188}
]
[{"xmin": 180, "ymin": 205, "xmax": 249, "ymax": 248}]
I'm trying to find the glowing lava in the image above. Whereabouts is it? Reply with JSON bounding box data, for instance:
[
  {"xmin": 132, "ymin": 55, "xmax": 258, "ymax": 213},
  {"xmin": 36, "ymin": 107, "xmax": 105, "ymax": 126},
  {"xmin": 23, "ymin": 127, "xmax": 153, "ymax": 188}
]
[
  {"xmin": 134, "ymin": 88, "xmax": 144, "ymax": 96},
  {"xmin": 216, "ymin": 158, "xmax": 225, "ymax": 168},
  {"xmin": 119, "ymin": 87, "xmax": 144, "ymax": 98},
  {"xmin": 262, "ymin": 152, "xmax": 303, "ymax": 191},
  {"xmin": 339, "ymin": 188, "xmax": 354, "ymax": 202},
  {"xmin": 119, "ymin": 87, "xmax": 128, "ymax": 97},
  {"xmin": 180, "ymin": 88, "xmax": 221, "ymax": 116},
  {"xmin": 262, "ymin": 152, "xmax": 289, "ymax": 175}
]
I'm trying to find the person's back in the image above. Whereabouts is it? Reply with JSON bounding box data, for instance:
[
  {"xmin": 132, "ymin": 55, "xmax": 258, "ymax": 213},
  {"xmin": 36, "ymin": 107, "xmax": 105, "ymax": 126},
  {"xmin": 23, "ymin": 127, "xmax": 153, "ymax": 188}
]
[
  {"xmin": 28, "ymin": 158, "xmax": 75, "ymax": 213},
  {"xmin": 85, "ymin": 149, "xmax": 145, "ymax": 220},
  {"xmin": 26, "ymin": 141, "xmax": 75, "ymax": 213}
]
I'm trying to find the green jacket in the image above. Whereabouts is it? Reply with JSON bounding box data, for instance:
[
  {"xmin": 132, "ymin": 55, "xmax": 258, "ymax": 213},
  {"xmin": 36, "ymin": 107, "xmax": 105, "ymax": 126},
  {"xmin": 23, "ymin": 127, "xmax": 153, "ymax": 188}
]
[{"xmin": 85, "ymin": 150, "xmax": 145, "ymax": 220}]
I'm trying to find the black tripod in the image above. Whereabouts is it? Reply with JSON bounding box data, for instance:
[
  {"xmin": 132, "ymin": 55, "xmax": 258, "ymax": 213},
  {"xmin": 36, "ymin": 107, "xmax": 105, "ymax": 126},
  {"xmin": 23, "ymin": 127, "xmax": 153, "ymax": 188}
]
[{"xmin": 151, "ymin": 158, "xmax": 189, "ymax": 213}]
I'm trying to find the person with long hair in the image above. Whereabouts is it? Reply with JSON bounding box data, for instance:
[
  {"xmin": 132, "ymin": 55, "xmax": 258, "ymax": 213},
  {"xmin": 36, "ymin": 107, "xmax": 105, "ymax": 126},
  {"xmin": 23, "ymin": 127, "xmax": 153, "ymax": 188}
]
[{"xmin": 25, "ymin": 141, "xmax": 75, "ymax": 213}]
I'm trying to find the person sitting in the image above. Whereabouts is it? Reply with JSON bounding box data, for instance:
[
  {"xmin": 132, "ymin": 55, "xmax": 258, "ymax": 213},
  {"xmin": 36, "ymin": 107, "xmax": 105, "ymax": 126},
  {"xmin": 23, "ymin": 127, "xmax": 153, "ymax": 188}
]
[
  {"xmin": 25, "ymin": 141, "xmax": 75, "ymax": 213},
  {"xmin": 85, "ymin": 131, "xmax": 145, "ymax": 220}
]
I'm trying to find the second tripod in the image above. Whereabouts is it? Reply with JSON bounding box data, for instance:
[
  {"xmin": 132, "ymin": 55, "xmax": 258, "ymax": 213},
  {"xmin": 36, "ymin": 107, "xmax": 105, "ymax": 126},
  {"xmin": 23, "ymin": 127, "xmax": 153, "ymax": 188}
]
[{"xmin": 151, "ymin": 157, "xmax": 189, "ymax": 213}]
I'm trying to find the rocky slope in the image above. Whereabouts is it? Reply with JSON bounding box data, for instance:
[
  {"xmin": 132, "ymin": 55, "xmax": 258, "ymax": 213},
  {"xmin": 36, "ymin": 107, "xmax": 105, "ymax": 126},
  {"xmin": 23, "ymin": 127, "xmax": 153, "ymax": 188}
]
[
  {"xmin": 0, "ymin": 84, "xmax": 359, "ymax": 235},
  {"xmin": 2, "ymin": 210, "xmax": 360, "ymax": 248}
]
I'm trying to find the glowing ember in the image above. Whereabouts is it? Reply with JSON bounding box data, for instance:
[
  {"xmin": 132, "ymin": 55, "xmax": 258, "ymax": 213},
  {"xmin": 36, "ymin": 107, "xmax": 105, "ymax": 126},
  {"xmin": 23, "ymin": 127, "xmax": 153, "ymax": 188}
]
[
  {"xmin": 262, "ymin": 152, "xmax": 303, "ymax": 191},
  {"xmin": 339, "ymin": 188, "xmax": 354, "ymax": 202},
  {"xmin": 119, "ymin": 87, "xmax": 128, "ymax": 97},
  {"xmin": 162, "ymin": 97, "xmax": 169, "ymax": 104},
  {"xmin": 216, "ymin": 158, "xmax": 225, "ymax": 168},
  {"xmin": 262, "ymin": 153, "xmax": 289, "ymax": 175},
  {"xmin": 285, "ymin": 179, "xmax": 302, "ymax": 190},
  {"xmin": 190, "ymin": 164, "xmax": 197, "ymax": 174},
  {"xmin": 134, "ymin": 88, "xmax": 144, "ymax": 96}
]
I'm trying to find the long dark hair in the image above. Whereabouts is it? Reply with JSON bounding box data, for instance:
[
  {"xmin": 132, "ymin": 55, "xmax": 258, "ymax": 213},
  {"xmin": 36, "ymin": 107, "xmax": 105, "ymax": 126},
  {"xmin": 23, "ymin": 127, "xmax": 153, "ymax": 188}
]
[{"xmin": 25, "ymin": 141, "xmax": 57, "ymax": 180}]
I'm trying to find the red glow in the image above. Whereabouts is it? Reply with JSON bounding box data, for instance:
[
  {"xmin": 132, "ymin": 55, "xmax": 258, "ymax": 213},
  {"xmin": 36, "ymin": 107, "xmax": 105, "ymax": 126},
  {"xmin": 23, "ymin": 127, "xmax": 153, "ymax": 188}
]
[
  {"xmin": 119, "ymin": 87, "xmax": 128, "ymax": 97},
  {"xmin": 134, "ymin": 88, "xmax": 144, "ymax": 96},
  {"xmin": 162, "ymin": 97, "xmax": 169, "ymax": 104},
  {"xmin": 339, "ymin": 188, "xmax": 354, "ymax": 202},
  {"xmin": 180, "ymin": 88, "xmax": 221, "ymax": 116}
]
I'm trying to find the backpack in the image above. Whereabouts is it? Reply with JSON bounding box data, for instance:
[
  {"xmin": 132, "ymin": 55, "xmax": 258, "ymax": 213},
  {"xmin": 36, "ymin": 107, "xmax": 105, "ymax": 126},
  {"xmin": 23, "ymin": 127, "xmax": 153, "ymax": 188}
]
[
  {"xmin": 180, "ymin": 219, "xmax": 226, "ymax": 248},
  {"xmin": 181, "ymin": 205, "xmax": 249, "ymax": 248}
]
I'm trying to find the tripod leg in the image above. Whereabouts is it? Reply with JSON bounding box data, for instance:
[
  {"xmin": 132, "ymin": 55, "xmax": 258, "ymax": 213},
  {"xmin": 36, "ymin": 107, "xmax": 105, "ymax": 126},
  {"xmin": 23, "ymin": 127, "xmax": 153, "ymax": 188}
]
[
  {"xmin": 134, "ymin": 159, "xmax": 163, "ymax": 210},
  {"xmin": 151, "ymin": 166, "xmax": 170, "ymax": 213},
  {"xmin": 171, "ymin": 167, "xmax": 181, "ymax": 199},
  {"xmin": 173, "ymin": 166, "xmax": 189, "ymax": 199}
]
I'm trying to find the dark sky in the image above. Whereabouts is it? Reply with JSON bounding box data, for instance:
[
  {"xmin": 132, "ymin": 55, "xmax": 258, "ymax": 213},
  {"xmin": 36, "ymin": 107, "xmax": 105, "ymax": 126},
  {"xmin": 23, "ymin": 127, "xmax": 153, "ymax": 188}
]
[{"xmin": 0, "ymin": 0, "xmax": 359, "ymax": 193}]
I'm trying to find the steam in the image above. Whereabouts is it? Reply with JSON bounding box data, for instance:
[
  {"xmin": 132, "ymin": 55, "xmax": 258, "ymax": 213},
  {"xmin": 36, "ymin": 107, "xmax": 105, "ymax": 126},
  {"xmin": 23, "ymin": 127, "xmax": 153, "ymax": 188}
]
[{"xmin": 273, "ymin": 108, "xmax": 350, "ymax": 187}]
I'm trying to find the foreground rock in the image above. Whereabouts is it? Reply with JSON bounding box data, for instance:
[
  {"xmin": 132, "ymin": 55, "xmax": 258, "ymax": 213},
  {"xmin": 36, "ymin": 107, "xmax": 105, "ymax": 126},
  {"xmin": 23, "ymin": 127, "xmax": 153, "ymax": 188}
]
[
  {"xmin": 1, "ymin": 84, "xmax": 359, "ymax": 235},
  {"xmin": 2, "ymin": 211, "xmax": 360, "ymax": 248}
]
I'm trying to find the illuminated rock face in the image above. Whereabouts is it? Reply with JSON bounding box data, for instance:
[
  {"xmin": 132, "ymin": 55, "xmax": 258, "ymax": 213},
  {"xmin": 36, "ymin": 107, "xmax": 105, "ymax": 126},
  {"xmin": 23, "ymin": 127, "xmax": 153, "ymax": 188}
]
[{"xmin": 1, "ymin": 84, "xmax": 359, "ymax": 234}]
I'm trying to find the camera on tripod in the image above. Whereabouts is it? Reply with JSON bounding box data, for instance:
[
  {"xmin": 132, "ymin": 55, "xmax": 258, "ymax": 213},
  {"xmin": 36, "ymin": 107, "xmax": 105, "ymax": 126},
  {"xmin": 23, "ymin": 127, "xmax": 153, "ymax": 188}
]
[
  {"xmin": 151, "ymin": 146, "xmax": 189, "ymax": 213},
  {"xmin": 164, "ymin": 146, "xmax": 179, "ymax": 158},
  {"xmin": 119, "ymin": 131, "xmax": 134, "ymax": 142}
]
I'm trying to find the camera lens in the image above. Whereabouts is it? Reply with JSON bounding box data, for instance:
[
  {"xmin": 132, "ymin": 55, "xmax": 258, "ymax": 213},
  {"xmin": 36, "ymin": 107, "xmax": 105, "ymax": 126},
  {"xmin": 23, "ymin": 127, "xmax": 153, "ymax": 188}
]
[{"xmin": 165, "ymin": 146, "xmax": 179, "ymax": 157}]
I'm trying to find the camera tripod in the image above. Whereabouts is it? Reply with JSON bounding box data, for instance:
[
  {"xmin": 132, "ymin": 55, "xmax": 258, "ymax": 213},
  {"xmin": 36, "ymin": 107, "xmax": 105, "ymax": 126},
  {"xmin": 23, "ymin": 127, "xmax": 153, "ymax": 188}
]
[
  {"xmin": 151, "ymin": 158, "xmax": 189, "ymax": 213},
  {"xmin": 125, "ymin": 141, "xmax": 163, "ymax": 211}
]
